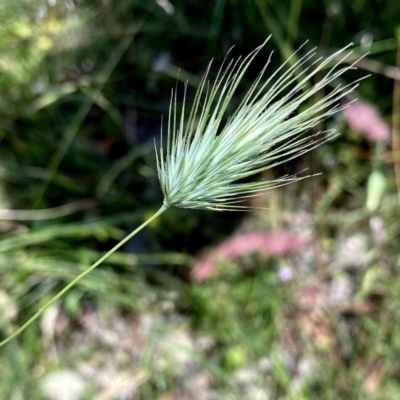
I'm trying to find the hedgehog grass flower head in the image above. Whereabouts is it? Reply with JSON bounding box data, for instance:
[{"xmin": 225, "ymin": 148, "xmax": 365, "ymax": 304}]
[
  {"xmin": 0, "ymin": 39, "xmax": 367, "ymax": 349},
  {"xmin": 156, "ymin": 38, "xmax": 362, "ymax": 211}
]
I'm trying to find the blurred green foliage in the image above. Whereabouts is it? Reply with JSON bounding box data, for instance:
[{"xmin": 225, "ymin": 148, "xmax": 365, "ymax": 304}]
[{"xmin": 0, "ymin": 0, "xmax": 400, "ymax": 399}]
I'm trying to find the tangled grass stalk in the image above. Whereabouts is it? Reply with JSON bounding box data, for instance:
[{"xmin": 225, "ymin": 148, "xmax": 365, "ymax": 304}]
[{"xmin": 0, "ymin": 39, "xmax": 364, "ymax": 347}]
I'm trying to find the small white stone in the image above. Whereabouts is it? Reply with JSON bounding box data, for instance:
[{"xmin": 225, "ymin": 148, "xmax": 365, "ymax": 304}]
[
  {"xmin": 329, "ymin": 275, "xmax": 353, "ymax": 305},
  {"xmin": 41, "ymin": 370, "xmax": 85, "ymax": 400}
]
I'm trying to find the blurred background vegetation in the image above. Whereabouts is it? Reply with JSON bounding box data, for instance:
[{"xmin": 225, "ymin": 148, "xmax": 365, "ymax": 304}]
[{"xmin": 0, "ymin": 0, "xmax": 399, "ymax": 399}]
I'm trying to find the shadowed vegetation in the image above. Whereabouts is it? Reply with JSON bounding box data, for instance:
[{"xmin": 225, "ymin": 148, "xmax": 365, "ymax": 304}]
[{"xmin": 0, "ymin": 0, "xmax": 399, "ymax": 398}]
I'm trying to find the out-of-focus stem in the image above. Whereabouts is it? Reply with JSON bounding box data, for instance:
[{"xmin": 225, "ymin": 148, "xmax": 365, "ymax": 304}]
[{"xmin": 393, "ymin": 29, "xmax": 400, "ymax": 205}]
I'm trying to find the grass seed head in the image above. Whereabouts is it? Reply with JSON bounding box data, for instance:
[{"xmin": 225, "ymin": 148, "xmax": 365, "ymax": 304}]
[{"xmin": 156, "ymin": 38, "xmax": 362, "ymax": 211}]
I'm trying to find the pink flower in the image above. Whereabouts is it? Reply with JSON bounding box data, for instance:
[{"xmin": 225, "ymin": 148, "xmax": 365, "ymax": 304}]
[
  {"xmin": 341, "ymin": 97, "xmax": 390, "ymax": 143},
  {"xmin": 192, "ymin": 231, "xmax": 308, "ymax": 281}
]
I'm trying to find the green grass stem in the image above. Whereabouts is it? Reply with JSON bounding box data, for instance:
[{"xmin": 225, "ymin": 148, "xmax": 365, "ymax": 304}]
[{"xmin": 0, "ymin": 204, "xmax": 167, "ymax": 348}]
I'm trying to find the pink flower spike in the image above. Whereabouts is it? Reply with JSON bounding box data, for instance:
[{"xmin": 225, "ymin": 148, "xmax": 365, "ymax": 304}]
[
  {"xmin": 192, "ymin": 231, "xmax": 308, "ymax": 282},
  {"xmin": 341, "ymin": 97, "xmax": 390, "ymax": 143}
]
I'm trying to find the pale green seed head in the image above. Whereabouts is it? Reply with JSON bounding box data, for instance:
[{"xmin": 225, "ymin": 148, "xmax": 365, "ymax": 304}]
[{"xmin": 156, "ymin": 38, "xmax": 363, "ymax": 211}]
